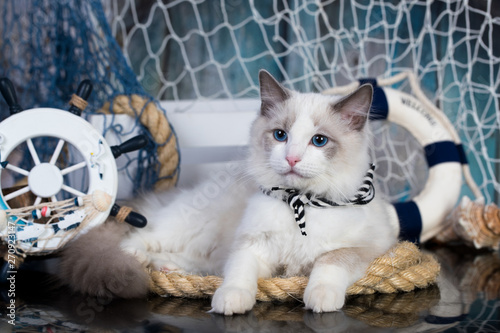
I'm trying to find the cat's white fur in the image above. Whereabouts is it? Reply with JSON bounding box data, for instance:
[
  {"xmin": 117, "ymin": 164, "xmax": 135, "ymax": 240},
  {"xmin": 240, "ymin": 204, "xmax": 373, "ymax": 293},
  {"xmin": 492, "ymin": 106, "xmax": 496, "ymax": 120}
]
[
  {"xmin": 117, "ymin": 70, "xmax": 399, "ymax": 314},
  {"xmin": 120, "ymin": 178, "xmax": 252, "ymax": 275}
]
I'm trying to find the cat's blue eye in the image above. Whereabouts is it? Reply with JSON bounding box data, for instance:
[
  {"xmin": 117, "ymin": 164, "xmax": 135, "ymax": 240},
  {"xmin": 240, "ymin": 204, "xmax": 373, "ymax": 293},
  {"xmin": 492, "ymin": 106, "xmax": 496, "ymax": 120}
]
[
  {"xmin": 273, "ymin": 129, "xmax": 287, "ymax": 142},
  {"xmin": 311, "ymin": 135, "xmax": 328, "ymax": 147}
]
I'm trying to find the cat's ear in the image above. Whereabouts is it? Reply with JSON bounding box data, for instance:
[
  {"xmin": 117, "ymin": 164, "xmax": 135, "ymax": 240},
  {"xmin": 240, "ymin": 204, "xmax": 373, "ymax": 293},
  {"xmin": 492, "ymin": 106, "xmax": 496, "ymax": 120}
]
[
  {"xmin": 332, "ymin": 84, "xmax": 373, "ymax": 131},
  {"xmin": 259, "ymin": 70, "xmax": 290, "ymax": 117}
]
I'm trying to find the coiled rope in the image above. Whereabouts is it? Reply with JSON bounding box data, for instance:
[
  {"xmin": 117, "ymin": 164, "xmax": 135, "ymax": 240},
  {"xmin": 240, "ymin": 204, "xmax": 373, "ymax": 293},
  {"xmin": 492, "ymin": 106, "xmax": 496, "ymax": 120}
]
[{"xmin": 149, "ymin": 241, "xmax": 440, "ymax": 301}]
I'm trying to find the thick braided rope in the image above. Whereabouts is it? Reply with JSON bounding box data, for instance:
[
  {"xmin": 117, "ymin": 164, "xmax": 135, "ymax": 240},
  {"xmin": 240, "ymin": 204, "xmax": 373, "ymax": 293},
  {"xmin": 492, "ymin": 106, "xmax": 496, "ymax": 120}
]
[
  {"xmin": 149, "ymin": 241, "xmax": 440, "ymax": 301},
  {"xmin": 69, "ymin": 94, "xmax": 88, "ymax": 111},
  {"xmin": 114, "ymin": 205, "xmax": 133, "ymax": 224},
  {"xmin": 99, "ymin": 95, "xmax": 179, "ymax": 191}
]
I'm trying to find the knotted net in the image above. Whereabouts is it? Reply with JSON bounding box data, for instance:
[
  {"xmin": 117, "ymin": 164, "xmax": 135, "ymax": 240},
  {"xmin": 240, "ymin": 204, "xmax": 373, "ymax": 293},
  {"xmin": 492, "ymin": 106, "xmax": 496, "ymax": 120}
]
[
  {"xmin": 104, "ymin": 0, "xmax": 499, "ymax": 204},
  {"xmin": 0, "ymin": 0, "xmax": 180, "ymax": 194}
]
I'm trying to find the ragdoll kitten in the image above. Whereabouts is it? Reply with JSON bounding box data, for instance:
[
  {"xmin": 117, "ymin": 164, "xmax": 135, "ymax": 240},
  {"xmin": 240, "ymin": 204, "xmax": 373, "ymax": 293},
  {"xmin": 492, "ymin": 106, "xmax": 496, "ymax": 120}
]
[{"xmin": 58, "ymin": 70, "xmax": 399, "ymax": 314}]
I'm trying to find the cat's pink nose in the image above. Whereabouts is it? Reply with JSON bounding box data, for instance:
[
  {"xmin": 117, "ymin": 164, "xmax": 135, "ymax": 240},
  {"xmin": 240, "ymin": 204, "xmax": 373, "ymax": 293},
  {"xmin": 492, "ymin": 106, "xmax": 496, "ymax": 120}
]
[{"xmin": 286, "ymin": 156, "xmax": 301, "ymax": 167}]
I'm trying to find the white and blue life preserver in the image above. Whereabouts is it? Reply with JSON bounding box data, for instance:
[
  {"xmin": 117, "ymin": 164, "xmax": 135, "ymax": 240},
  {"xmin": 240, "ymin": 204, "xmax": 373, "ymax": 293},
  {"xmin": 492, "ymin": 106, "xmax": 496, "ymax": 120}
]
[
  {"xmin": 363, "ymin": 78, "xmax": 465, "ymax": 243},
  {"xmin": 325, "ymin": 74, "xmax": 472, "ymax": 243}
]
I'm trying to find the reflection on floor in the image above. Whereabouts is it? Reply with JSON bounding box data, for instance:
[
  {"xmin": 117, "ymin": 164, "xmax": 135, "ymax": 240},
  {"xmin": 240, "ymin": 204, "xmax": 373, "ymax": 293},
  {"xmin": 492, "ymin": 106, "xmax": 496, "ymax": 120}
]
[{"xmin": 1, "ymin": 245, "xmax": 500, "ymax": 332}]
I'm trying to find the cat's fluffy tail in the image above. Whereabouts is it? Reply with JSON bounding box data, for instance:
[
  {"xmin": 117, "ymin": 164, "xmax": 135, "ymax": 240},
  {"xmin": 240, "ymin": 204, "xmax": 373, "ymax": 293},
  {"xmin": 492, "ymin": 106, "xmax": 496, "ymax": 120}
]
[{"xmin": 58, "ymin": 220, "xmax": 149, "ymax": 298}]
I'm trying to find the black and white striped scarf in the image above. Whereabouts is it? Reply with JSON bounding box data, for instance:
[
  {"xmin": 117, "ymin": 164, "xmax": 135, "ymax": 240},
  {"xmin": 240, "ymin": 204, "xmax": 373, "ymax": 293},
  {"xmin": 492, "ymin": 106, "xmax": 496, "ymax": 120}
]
[{"xmin": 261, "ymin": 164, "xmax": 376, "ymax": 236}]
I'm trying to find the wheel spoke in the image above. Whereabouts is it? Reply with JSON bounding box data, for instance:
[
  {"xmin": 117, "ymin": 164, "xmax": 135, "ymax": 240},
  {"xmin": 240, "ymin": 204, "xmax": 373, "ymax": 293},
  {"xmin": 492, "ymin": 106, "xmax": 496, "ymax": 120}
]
[
  {"xmin": 27, "ymin": 139, "xmax": 41, "ymax": 165},
  {"xmin": 60, "ymin": 161, "xmax": 86, "ymax": 175},
  {"xmin": 34, "ymin": 196, "xmax": 42, "ymax": 206},
  {"xmin": 61, "ymin": 185, "xmax": 86, "ymax": 198},
  {"xmin": 49, "ymin": 139, "xmax": 65, "ymax": 165},
  {"xmin": 5, "ymin": 164, "xmax": 30, "ymax": 176},
  {"xmin": 4, "ymin": 186, "xmax": 30, "ymax": 201},
  {"xmin": 51, "ymin": 195, "xmax": 58, "ymax": 203}
]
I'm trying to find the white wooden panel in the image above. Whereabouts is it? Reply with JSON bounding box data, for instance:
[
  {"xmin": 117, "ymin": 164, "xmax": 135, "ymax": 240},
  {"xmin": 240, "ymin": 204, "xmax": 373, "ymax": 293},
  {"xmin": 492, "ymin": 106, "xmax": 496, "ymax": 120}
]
[
  {"xmin": 162, "ymin": 100, "xmax": 259, "ymax": 149},
  {"xmin": 162, "ymin": 99, "xmax": 259, "ymax": 187}
]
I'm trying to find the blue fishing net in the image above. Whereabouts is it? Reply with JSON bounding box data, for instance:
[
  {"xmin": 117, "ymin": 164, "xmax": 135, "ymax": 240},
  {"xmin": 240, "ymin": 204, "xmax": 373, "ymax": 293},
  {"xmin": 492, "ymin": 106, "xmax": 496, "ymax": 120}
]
[{"xmin": 0, "ymin": 0, "xmax": 179, "ymax": 194}]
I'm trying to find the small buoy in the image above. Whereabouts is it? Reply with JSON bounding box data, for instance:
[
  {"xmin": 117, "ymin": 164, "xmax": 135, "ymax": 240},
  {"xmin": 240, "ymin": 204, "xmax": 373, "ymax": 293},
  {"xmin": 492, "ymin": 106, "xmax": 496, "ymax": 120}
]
[
  {"xmin": 74, "ymin": 197, "xmax": 84, "ymax": 207},
  {"xmin": 92, "ymin": 190, "xmax": 112, "ymax": 212},
  {"xmin": 41, "ymin": 206, "xmax": 51, "ymax": 217},
  {"xmin": 32, "ymin": 209, "xmax": 41, "ymax": 220},
  {"xmin": 31, "ymin": 206, "xmax": 52, "ymax": 220}
]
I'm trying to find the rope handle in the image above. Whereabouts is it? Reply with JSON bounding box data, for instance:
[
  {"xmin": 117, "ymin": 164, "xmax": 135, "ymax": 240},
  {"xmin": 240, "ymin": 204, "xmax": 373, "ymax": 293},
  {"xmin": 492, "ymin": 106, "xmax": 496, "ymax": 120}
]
[
  {"xmin": 68, "ymin": 79, "xmax": 93, "ymax": 116},
  {"xmin": 69, "ymin": 94, "xmax": 88, "ymax": 111},
  {"xmin": 114, "ymin": 205, "xmax": 133, "ymax": 223},
  {"xmin": 110, "ymin": 204, "xmax": 147, "ymax": 228}
]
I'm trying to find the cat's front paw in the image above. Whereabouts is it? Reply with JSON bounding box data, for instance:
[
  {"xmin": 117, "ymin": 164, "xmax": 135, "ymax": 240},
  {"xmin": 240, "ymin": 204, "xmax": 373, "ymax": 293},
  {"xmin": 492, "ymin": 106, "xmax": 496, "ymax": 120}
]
[
  {"xmin": 211, "ymin": 286, "xmax": 256, "ymax": 315},
  {"xmin": 151, "ymin": 257, "xmax": 184, "ymax": 273},
  {"xmin": 303, "ymin": 283, "xmax": 345, "ymax": 313}
]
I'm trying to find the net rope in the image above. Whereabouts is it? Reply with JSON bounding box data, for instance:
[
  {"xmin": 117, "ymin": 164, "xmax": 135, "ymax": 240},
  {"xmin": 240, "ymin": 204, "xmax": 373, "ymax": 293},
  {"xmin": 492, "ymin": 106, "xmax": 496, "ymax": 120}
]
[
  {"xmin": 104, "ymin": 0, "xmax": 499, "ymax": 203},
  {"xmin": 0, "ymin": 190, "xmax": 112, "ymax": 257},
  {"xmin": 0, "ymin": 0, "xmax": 180, "ymax": 194}
]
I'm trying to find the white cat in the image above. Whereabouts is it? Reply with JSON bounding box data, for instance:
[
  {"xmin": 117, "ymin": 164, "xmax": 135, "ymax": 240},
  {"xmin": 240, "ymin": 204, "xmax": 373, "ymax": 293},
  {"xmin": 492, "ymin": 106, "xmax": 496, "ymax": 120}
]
[{"xmin": 58, "ymin": 70, "xmax": 399, "ymax": 314}]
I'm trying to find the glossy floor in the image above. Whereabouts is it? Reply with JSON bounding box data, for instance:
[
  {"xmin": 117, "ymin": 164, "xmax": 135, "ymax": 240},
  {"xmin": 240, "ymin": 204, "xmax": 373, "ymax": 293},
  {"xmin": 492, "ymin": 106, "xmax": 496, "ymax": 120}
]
[{"xmin": 1, "ymin": 245, "xmax": 500, "ymax": 332}]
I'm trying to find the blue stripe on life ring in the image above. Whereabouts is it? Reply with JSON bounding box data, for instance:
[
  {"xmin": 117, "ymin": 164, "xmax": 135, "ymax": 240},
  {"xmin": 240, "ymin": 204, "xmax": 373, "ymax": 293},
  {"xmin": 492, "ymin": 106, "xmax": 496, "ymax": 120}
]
[
  {"xmin": 394, "ymin": 201, "xmax": 422, "ymax": 243},
  {"xmin": 456, "ymin": 143, "xmax": 468, "ymax": 164},
  {"xmin": 359, "ymin": 78, "xmax": 389, "ymax": 121},
  {"xmin": 359, "ymin": 78, "xmax": 377, "ymax": 86},
  {"xmin": 424, "ymin": 141, "xmax": 461, "ymax": 168}
]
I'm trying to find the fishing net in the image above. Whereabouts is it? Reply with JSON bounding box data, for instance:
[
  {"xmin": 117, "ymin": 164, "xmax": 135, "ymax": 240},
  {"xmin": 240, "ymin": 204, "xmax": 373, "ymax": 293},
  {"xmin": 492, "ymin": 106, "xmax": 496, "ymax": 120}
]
[
  {"xmin": 0, "ymin": 0, "xmax": 180, "ymax": 197},
  {"xmin": 104, "ymin": 0, "xmax": 499, "ymax": 204}
]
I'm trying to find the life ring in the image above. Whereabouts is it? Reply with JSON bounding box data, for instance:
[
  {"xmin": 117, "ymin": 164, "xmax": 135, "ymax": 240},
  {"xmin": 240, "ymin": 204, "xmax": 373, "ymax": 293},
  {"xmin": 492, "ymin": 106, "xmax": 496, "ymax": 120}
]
[{"xmin": 323, "ymin": 72, "xmax": 479, "ymax": 243}]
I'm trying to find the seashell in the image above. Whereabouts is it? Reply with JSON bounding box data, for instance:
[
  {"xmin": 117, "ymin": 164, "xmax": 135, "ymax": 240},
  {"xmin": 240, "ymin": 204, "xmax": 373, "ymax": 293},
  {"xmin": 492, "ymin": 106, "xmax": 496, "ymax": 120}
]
[
  {"xmin": 456, "ymin": 196, "xmax": 500, "ymax": 250},
  {"xmin": 435, "ymin": 196, "xmax": 500, "ymax": 250},
  {"xmin": 92, "ymin": 190, "xmax": 112, "ymax": 212},
  {"xmin": 484, "ymin": 203, "xmax": 500, "ymax": 235}
]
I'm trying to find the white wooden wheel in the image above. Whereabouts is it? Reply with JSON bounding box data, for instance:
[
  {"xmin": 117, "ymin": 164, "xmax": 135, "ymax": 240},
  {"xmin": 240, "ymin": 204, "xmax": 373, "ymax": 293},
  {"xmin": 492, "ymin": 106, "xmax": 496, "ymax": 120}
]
[{"xmin": 0, "ymin": 107, "xmax": 118, "ymax": 254}]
